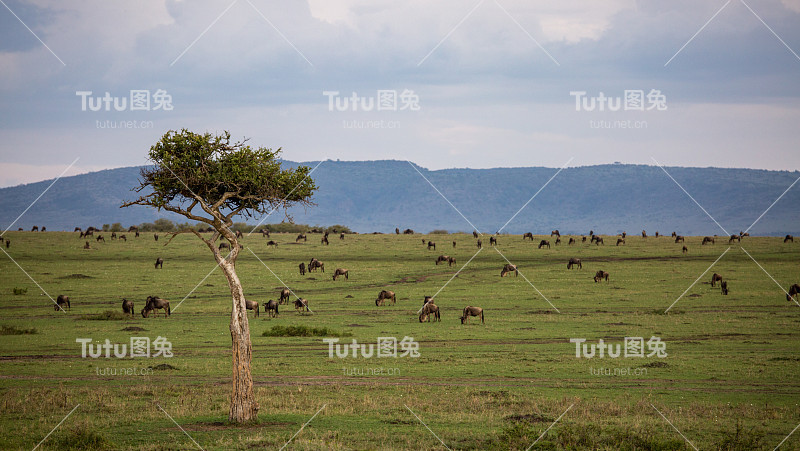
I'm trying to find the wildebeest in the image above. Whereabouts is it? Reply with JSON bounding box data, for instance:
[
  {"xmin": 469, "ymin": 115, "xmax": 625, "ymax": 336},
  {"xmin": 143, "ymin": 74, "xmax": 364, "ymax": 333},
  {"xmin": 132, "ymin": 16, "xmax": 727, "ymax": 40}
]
[
  {"xmin": 396, "ymin": 228, "xmax": 400, "ymax": 234},
  {"xmin": 119, "ymin": 234, "xmax": 127, "ymax": 241},
  {"xmin": 333, "ymin": 268, "xmax": 349, "ymax": 281},
  {"xmin": 568, "ymin": 238, "xmax": 576, "ymax": 245},
  {"xmin": 711, "ymin": 273, "xmax": 723, "ymax": 287},
  {"xmin": 682, "ymin": 246, "xmax": 688, "ymax": 254},
  {"xmin": 523, "ymin": 232, "xmax": 534, "ymax": 241},
  {"xmin": 551, "ymin": 230, "xmax": 560, "ymax": 237},
  {"xmin": 245, "ymin": 299, "xmax": 259, "ymax": 317},
  {"xmin": 702, "ymin": 236, "xmax": 715, "ymax": 245},
  {"xmin": 111, "ymin": 232, "xmax": 117, "ymax": 240},
  {"xmin": 728, "ymin": 234, "xmax": 741, "ymax": 244},
  {"xmin": 267, "ymin": 240, "xmax": 278, "ymax": 248},
  {"xmin": 154, "ymin": 233, "xmax": 159, "ymax": 242},
  {"xmin": 422, "ymin": 238, "xmax": 426, "ymax": 245},
  {"xmin": 122, "ymin": 299, "xmax": 134, "ymax": 316},
  {"xmin": 419, "ymin": 302, "xmax": 440, "ymax": 322},
  {"xmin": 427, "ymin": 241, "xmax": 436, "ymax": 250},
  {"xmin": 452, "ymin": 240, "xmax": 456, "ymax": 248},
  {"xmin": 83, "ymin": 241, "xmax": 90, "ymax": 249},
  {"xmin": 671, "ymin": 231, "xmax": 677, "ymax": 238},
  {"xmin": 96, "ymin": 235, "xmax": 105, "ymax": 243},
  {"xmin": 340, "ymin": 232, "xmax": 345, "ymax": 240},
  {"xmin": 321, "ymin": 236, "xmax": 329, "ymax": 245},
  {"xmin": 740, "ymin": 231, "xmax": 750, "ymax": 237},
  {"xmin": 279, "ymin": 288, "xmax": 291, "ymax": 304},
  {"xmin": 128, "ymin": 226, "xmax": 138, "ymax": 232},
  {"xmin": 74, "ymin": 227, "xmax": 82, "ymax": 232},
  {"xmin": 219, "ymin": 242, "xmax": 230, "ymax": 251},
  {"xmin": 675, "ymin": 235, "xmax": 685, "ymax": 243},
  {"xmin": 376, "ymin": 290, "xmax": 396, "ymax": 306},
  {"xmin": 142, "ymin": 296, "xmax": 170, "ymax": 318},
  {"xmin": 642, "ymin": 230, "xmax": 647, "ymax": 238},
  {"xmin": 423, "ymin": 296, "xmax": 434, "ymax": 305},
  {"xmin": 785, "ymin": 235, "xmax": 794, "ymax": 243},
  {"xmin": 264, "ymin": 299, "xmax": 279, "ymax": 317},
  {"xmin": 787, "ymin": 284, "xmax": 800, "ymax": 303},
  {"xmin": 154, "ymin": 257, "xmax": 163, "ymax": 269},
  {"xmin": 309, "ymin": 259, "xmax": 325, "ymax": 273},
  {"xmin": 31, "ymin": 226, "xmax": 38, "ymax": 232},
  {"xmin": 477, "ymin": 239, "xmax": 482, "ymax": 249},
  {"xmin": 489, "ymin": 237, "xmax": 497, "ymax": 246},
  {"xmin": 594, "ymin": 271, "xmax": 609, "ymax": 283},
  {"xmin": 500, "ymin": 263, "xmax": 518, "ymax": 277},
  {"xmin": 567, "ymin": 258, "xmax": 582, "ymax": 270},
  {"xmin": 435, "ymin": 255, "xmax": 451, "ymax": 265},
  {"xmin": 616, "ymin": 238, "xmax": 625, "ymax": 246},
  {"xmin": 447, "ymin": 256, "xmax": 456, "ymax": 266},
  {"xmin": 582, "ymin": 236, "xmax": 587, "ymax": 243},
  {"xmin": 655, "ymin": 231, "xmax": 660, "ymax": 238},
  {"xmin": 135, "ymin": 231, "xmax": 140, "ymax": 238},
  {"xmin": 473, "ymin": 231, "xmax": 478, "ymax": 238},
  {"xmin": 555, "ymin": 237, "xmax": 561, "ymax": 246},
  {"xmin": 261, "ymin": 229, "xmax": 270, "ymax": 238},
  {"xmin": 55, "ymin": 295, "xmax": 70, "ymax": 311},
  {"xmin": 589, "ymin": 230, "xmax": 594, "ymax": 236},
  {"xmin": 236, "ymin": 230, "xmax": 243, "ymax": 239},
  {"xmin": 403, "ymin": 229, "xmax": 414, "ymax": 234},
  {"xmin": 720, "ymin": 281, "xmax": 729, "ymax": 295},
  {"xmin": 538, "ymin": 240, "xmax": 550, "ymax": 249},
  {"xmin": 460, "ymin": 306, "xmax": 484, "ymax": 324},
  {"xmin": 296, "ymin": 233, "xmax": 307, "ymax": 243},
  {"xmin": 298, "ymin": 262, "xmax": 306, "ymax": 275},
  {"xmin": 294, "ymin": 298, "xmax": 309, "ymax": 312},
  {"xmin": 621, "ymin": 232, "xmax": 627, "ymax": 239},
  {"xmin": 596, "ymin": 237, "xmax": 605, "ymax": 245}
]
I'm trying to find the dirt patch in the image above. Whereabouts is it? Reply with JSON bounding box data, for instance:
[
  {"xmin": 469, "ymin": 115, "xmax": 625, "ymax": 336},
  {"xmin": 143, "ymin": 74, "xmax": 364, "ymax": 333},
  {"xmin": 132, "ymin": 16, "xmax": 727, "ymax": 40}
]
[
  {"xmin": 345, "ymin": 295, "xmax": 354, "ymax": 298},
  {"xmin": 505, "ymin": 413, "xmax": 554, "ymax": 423},
  {"xmin": 149, "ymin": 363, "xmax": 178, "ymax": 370},
  {"xmin": 688, "ymin": 294, "xmax": 702, "ymax": 298},
  {"xmin": 641, "ymin": 361, "xmax": 669, "ymax": 368},
  {"xmin": 121, "ymin": 326, "xmax": 146, "ymax": 332},
  {"xmin": 346, "ymin": 324, "xmax": 369, "ymax": 327},
  {"xmin": 57, "ymin": 273, "xmax": 93, "ymax": 279}
]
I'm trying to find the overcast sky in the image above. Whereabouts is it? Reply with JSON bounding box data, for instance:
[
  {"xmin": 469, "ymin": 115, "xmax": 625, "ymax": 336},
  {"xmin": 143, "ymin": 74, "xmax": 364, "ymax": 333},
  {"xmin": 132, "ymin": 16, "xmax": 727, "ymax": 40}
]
[{"xmin": 0, "ymin": 0, "xmax": 799, "ymax": 187}]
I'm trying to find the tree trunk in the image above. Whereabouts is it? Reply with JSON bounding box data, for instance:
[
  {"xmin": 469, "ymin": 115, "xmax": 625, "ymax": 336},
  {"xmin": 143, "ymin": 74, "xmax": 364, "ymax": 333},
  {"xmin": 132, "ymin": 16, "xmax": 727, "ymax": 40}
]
[{"xmin": 219, "ymin": 258, "xmax": 259, "ymax": 423}]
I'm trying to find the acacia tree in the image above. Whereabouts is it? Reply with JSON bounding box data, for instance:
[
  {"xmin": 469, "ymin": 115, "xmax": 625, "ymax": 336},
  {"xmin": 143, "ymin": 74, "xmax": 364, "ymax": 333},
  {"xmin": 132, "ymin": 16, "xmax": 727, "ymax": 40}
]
[{"xmin": 122, "ymin": 129, "xmax": 316, "ymax": 422}]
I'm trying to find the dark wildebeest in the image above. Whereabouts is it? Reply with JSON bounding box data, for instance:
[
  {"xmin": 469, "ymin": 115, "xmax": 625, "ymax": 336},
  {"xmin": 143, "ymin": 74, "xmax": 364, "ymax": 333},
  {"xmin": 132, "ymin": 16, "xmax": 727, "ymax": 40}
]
[
  {"xmin": 264, "ymin": 300, "xmax": 279, "ymax": 317},
  {"xmin": 423, "ymin": 296, "xmax": 434, "ymax": 305},
  {"xmin": 427, "ymin": 241, "xmax": 436, "ymax": 250},
  {"xmin": 142, "ymin": 296, "xmax": 170, "ymax": 318},
  {"xmin": 83, "ymin": 241, "xmax": 90, "ymax": 249},
  {"xmin": 219, "ymin": 242, "xmax": 230, "ymax": 251},
  {"xmin": 477, "ymin": 239, "xmax": 482, "ymax": 249},
  {"xmin": 309, "ymin": 259, "xmax": 325, "ymax": 273},
  {"xmin": 376, "ymin": 290, "xmax": 396, "ymax": 306},
  {"xmin": 489, "ymin": 237, "xmax": 497, "ymax": 246},
  {"xmin": 675, "ymin": 235, "xmax": 685, "ymax": 243},
  {"xmin": 154, "ymin": 257, "xmax": 163, "ymax": 269},
  {"xmin": 421, "ymin": 238, "xmax": 426, "ymax": 245},
  {"xmin": 786, "ymin": 284, "xmax": 800, "ymax": 303},
  {"xmin": 333, "ymin": 268, "xmax": 349, "ymax": 281},
  {"xmin": 261, "ymin": 229, "xmax": 270, "ymax": 238},
  {"xmin": 321, "ymin": 236, "xmax": 329, "ymax": 245},
  {"xmin": 395, "ymin": 228, "xmax": 400, "ymax": 234},
  {"xmin": 582, "ymin": 236, "xmax": 587, "ymax": 243},
  {"xmin": 523, "ymin": 232, "xmax": 534, "ymax": 241},
  {"xmin": 266, "ymin": 240, "xmax": 278, "ymax": 248},
  {"xmin": 128, "ymin": 226, "xmax": 138, "ymax": 233},
  {"xmin": 621, "ymin": 232, "xmax": 627, "ymax": 239},
  {"xmin": 567, "ymin": 258, "xmax": 582, "ymax": 270},
  {"xmin": 589, "ymin": 230, "xmax": 594, "ymax": 236},
  {"xmin": 460, "ymin": 306, "xmax": 484, "ymax": 324},
  {"xmin": 555, "ymin": 237, "xmax": 561, "ymax": 246},
  {"xmin": 711, "ymin": 273, "xmax": 723, "ymax": 287},
  {"xmin": 245, "ymin": 299, "xmax": 259, "ymax": 317},
  {"xmin": 452, "ymin": 240, "xmax": 456, "ymax": 248},
  {"xmin": 642, "ymin": 230, "xmax": 647, "ymax": 238},
  {"xmin": 111, "ymin": 232, "xmax": 117, "ymax": 240},
  {"xmin": 447, "ymin": 256, "xmax": 456, "ymax": 266},
  {"xmin": 279, "ymin": 288, "xmax": 291, "ymax": 304},
  {"xmin": 435, "ymin": 255, "xmax": 451, "ymax": 265},
  {"xmin": 671, "ymin": 231, "xmax": 677, "ymax": 238},
  {"xmin": 294, "ymin": 298, "xmax": 309, "ymax": 312},
  {"xmin": 538, "ymin": 240, "xmax": 550, "ymax": 249},
  {"xmin": 702, "ymin": 236, "xmax": 715, "ymax": 245},
  {"xmin": 298, "ymin": 262, "xmax": 306, "ymax": 275},
  {"xmin": 122, "ymin": 299, "xmax": 134, "ymax": 316},
  {"xmin": 31, "ymin": 226, "xmax": 38, "ymax": 232},
  {"xmin": 551, "ymin": 230, "xmax": 560, "ymax": 237},
  {"xmin": 403, "ymin": 229, "xmax": 414, "ymax": 234},
  {"xmin": 473, "ymin": 231, "xmax": 478, "ymax": 238},
  {"xmin": 419, "ymin": 302, "xmax": 440, "ymax": 322},
  {"xmin": 616, "ymin": 238, "xmax": 625, "ymax": 246},
  {"xmin": 568, "ymin": 238, "xmax": 576, "ymax": 245},
  {"xmin": 119, "ymin": 234, "xmax": 127, "ymax": 241},
  {"xmin": 595, "ymin": 237, "xmax": 605, "ymax": 246},
  {"xmin": 728, "ymin": 234, "xmax": 741, "ymax": 244},
  {"xmin": 594, "ymin": 271, "xmax": 609, "ymax": 283},
  {"xmin": 655, "ymin": 231, "xmax": 660, "ymax": 238},
  {"xmin": 590, "ymin": 235, "xmax": 599, "ymax": 243},
  {"xmin": 296, "ymin": 233, "xmax": 307, "ymax": 243},
  {"xmin": 154, "ymin": 233, "xmax": 159, "ymax": 242},
  {"xmin": 721, "ymin": 281, "xmax": 729, "ymax": 295},
  {"xmin": 785, "ymin": 235, "xmax": 794, "ymax": 243},
  {"xmin": 55, "ymin": 295, "xmax": 70, "ymax": 311},
  {"xmin": 500, "ymin": 263, "xmax": 518, "ymax": 277},
  {"xmin": 740, "ymin": 231, "xmax": 750, "ymax": 237},
  {"xmin": 340, "ymin": 232, "xmax": 345, "ymax": 240},
  {"xmin": 135, "ymin": 231, "xmax": 140, "ymax": 238},
  {"xmin": 682, "ymin": 246, "xmax": 688, "ymax": 254},
  {"xmin": 96, "ymin": 235, "xmax": 105, "ymax": 243},
  {"xmin": 74, "ymin": 227, "xmax": 82, "ymax": 232}
]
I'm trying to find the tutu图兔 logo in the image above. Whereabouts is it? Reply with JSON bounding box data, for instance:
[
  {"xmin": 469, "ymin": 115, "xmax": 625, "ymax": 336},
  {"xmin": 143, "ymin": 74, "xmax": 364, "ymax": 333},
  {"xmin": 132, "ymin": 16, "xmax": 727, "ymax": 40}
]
[
  {"xmin": 324, "ymin": 336, "xmax": 420, "ymax": 358},
  {"xmin": 570, "ymin": 337, "xmax": 667, "ymax": 358},
  {"xmin": 76, "ymin": 337, "xmax": 173, "ymax": 358},
  {"xmin": 76, "ymin": 90, "xmax": 174, "ymax": 112}
]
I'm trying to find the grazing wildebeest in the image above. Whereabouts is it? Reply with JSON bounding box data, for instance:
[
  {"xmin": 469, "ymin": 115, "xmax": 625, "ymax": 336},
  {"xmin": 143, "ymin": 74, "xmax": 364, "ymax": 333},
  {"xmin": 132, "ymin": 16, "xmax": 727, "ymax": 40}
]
[
  {"xmin": 219, "ymin": 242, "xmax": 230, "ymax": 251},
  {"xmin": 264, "ymin": 300, "xmax": 279, "ymax": 317},
  {"xmin": 594, "ymin": 271, "xmax": 609, "ymax": 283},
  {"xmin": 128, "ymin": 226, "xmax": 138, "ymax": 233},
  {"xmin": 376, "ymin": 290, "xmax": 396, "ymax": 305},
  {"xmin": 396, "ymin": 228, "xmax": 400, "ymax": 234},
  {"xmin": 616, "ymin": 238, "xmax": 625, "ymax": 246},
  {"xmin": 154, "ymin": 257, "xmax": 163, "ymax": 269},
  {"xmin": 720, "ymin": 281, "xmax": 729, "ymax": 295},
  {"xmin": 111, "ymin": 232, "xmax": 117, "ymax": 240},
  {"xmin": 567, "ymin": 258, "xmax": 582, "ymax": 270},
  {"xmin": 236, "ymin": 230, "xmax": 243, "ymax": 239},
  {"xmin": 17, "ymin": 228, "xmax": 22, "ymax": 231},
  {"xmin": 655, "ymin": 231, "xmax": 660, "ymax": 238},
  {"xmin": 702, "ymin": 236, "xmax": 715, "ymax": 245},
  {"xmin": 296, "ymin": 233, "xmax": 307, "ymax": 243},
  {"xmin": 245, "ymin": 299, "xmax": 259, "ymax": 317},
  {"xmin": 427, "ymin": 241, "xmax": 436, "ymax": 250},
  {"xmin": 55, "ymin": 295, "xmax": 70, "ymax": 311},
  {"xmin": 675, "ymin": 235, "xmax": 685, "ymax": 243},
  {"xmin": 31, "ymin": 226, "xmax": 38, "ymax": 232},
  {"xmin": 538, "ymin": 240, "xmax": 550, "ymax": 249},
  {"xmin": 83, "ymin": 241, "xmax": 90, "ymax": 249},
  {"xmin": 460, "ymin": 306, "xmax": 484, "ymax": 324},
  {"xmin": 403, "ymin": 229, "xmax": 414, "ymax": 234},
  {"xmin": 740, "ymin": 231, "xmax": 750, "ymax": 237},
  {"xmin": 333, "ymin": 268, "xmax": 349, "ymax": 281},
  {"xmin": 419, "ymin": 302, "xmax": 440, "ymax": 322},
  {"xmin": 294, "ymin": 298, "xmax": 309, "ymax": 312},
  {"xmin": 261, "ymin": 229, "xmax": 270, "ymax": 238},
  {"xmin": 423, "ymin": 296, "xmax": 434, "ymax": 305},
  {"xmin": 142, "ymin": 296, "xmax": 170, "ymax": 318},
  {"xmin": 447, "ymin": 256, "xmax": 456, "ymax": 266},
  {"xmin": 119, "ymin": 234, "xmax": 127, "ymax": 241},
  {"xmin": 477, "ymin": 239, "xmax": 482, "ymax": 249},
  {"xmin": 554, "ymin": 237, "xmax": 561, "ymax": 246},
  {"xmin": 568, "ymin": 238, "xmax": 576, "ymax": 245},
  {"xmin": 5, "ymin": 239, "xmax": 10, "ymax": 248},
  {"xmin": 421, "ymin": 238, "xmax": 426, "ymax": 245},
  {"xmin": 682, "ymin": 246, "xmax": 688, "ymax": 254},
  {"xmin": 590, "ymin": 235, "xmax": 598, "ymax": 243},
  {"xmin": 321, "ymin": 236, "xmax": 329, "ymax": 245},
  {"xmin": 266, "ymin": 240, "xmax": 278, "ymax": 248},
  {"xmin": 582, "ymin": 236, "xmax": 587, "ymax": 243},
  {"xmin": 621, "ymin": 232, "xmax": 627, "ymax": 239},
  {"xmin": 589, "ymin": 230, "xmax": 594, "ymax": 236},
  {"xmin": 523, "ymin": 232, "xmax": 534, "ymax": 241},
  {"xmin": 642, "ymin": 230, "xmax": 647, "ymax": 238},
  {"xmin": 298, "ymin": 262, "xmax": 306, "ymax": 275},
  {"xmin": 785, "ymin": 235, "xmax": 794, "ymax": 243},
  {"xmin": 500, "ymin": 263, "xmax": 518, "ymax": 277},
  {"xmin": 551, "ymin": 230, "xmax": 560, "ymax": 237},
  {"xmin": 74, "ymin": 227, "xmax": 82, "ymax": 232},
  {"xmin": 122, "ymin": 299, "xmax": 134, "ymax": 316},
  {"xmin": 154, "ymin": 233, "xmax": 159, "ymax": 242},
  {"xmin": 435, "ymin": 255, "xmax": 451, "ymax": 265},
  {"xmin": 595, "ymin": 237, "xmax": 604, "ymax": 245},
  {"xmin": 489, "ymin": 237, "xmax": 497, "ymax": 246},
  {"xmin": 671, "ymin": 231, "xmax": 677, "ymax": 238},
  {"xmin": 786, "ymin": 284, "xmax": 800, "ymax": 303},
  {"xmin": 340, "ymin": 232, "xmax": 345, "ymax": 240},
  {"xmin": 473, "ymin": 231, "xmax": 478, "ymax": 238},
  {"xmin": 135, "ymin": 231, "xmax": 140, "ymax": 238},
  {"xmin": 710, "ymin": 273, "xmax": 723, "ymax": 287},
  {"xmin": 279, "ymin": 288, "xmax": 291, "ymax": 305},
  {"xmin": 728, "ymin": 234, "xmax": 740, "ymax": 244},
  {"xmin": 452, "ymin": 240, "xmax": 456, "ymax": 248},
  {"xmin": 96, "ymin": 235, "xmax": 105, "ymax": 243},
  {"xmin": 309, "ymin": 259, "xmax": 325, "ymax": 273}
]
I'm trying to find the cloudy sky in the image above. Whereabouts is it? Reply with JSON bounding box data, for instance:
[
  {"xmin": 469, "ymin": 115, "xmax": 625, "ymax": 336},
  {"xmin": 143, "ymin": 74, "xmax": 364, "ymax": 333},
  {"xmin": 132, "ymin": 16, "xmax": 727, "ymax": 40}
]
[{"xmin": 0, "ymin": 0, "xmax": 799, "ymax": 187}]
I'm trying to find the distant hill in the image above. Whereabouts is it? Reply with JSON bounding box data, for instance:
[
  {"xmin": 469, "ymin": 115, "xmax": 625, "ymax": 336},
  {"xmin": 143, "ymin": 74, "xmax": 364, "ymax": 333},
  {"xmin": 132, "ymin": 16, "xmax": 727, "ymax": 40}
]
[{"xmin": 1, "ymin": 161, "xmax": 798, "ymax": 236}]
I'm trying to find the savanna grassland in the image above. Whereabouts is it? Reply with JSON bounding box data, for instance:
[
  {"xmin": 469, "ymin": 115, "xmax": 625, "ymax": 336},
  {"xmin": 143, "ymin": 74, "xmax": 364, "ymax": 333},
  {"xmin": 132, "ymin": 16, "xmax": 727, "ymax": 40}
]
[{"xmin": 0, "ymin": 230, "xmax": 799, "ymax": 450}]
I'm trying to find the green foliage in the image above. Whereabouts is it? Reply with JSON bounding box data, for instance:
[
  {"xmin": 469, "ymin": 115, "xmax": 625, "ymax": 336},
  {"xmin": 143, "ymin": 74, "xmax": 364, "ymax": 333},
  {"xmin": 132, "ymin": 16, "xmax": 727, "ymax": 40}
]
[
  {"xmin": 262, "ymin": 325, "xmax": 352, "ymax": 337},
  {"xmin": 82, "ymin": 310, "xmax": 130, "ymax": 321},
  {"xmin": 0, "ymin": 324, "xmax": 37, "ymax": 335},
  {"xmin": 429, "ymin": 229, "xmax": 450, "ymax": 234},
  {"xmin": 12, "ymin": 287, "xmax": 27, "ymax": 295},
  {"xmin": 52, "ymin": 424, "xmax": 115, "ymax": 450}
]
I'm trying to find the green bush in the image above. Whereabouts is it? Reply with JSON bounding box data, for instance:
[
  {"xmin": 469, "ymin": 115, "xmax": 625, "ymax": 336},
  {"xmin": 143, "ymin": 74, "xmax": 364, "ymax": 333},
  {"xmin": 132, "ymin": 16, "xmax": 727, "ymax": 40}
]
[
  {"xmin": 0, "ymin": 325, "xmax": 37, "ymax": 335},
  {"xmin": 12, "ymin": 287, "xmax": 27, "ymax": 295},
  {"xmin": 262, "ymin": 325, "xmax": 351, "ymax": 337}
]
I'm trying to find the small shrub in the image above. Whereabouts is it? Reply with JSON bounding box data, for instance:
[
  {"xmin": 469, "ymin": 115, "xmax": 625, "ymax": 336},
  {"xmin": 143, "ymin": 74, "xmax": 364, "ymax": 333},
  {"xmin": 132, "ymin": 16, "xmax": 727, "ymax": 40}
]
[
  {"xmin": 262, "ymin": 325, "xmax": 351, "ymax": 337},
  {"xmin": 83, "ymin": 310, "xmax": 129, "ymax": 321},
  {"xmin": 52, "ymin": 424, "xmax": 114, "ymax": 450},
  {"xmin": 429, "ymin": 229, "xmax": 450, "ymax": 234},
  {"xmin": 12, "ymin": 287, "xmax": 27, "ymax": 295},
  {"xmin": 0, "ymin": 325, "xmax": 37, "ymax": 335}
]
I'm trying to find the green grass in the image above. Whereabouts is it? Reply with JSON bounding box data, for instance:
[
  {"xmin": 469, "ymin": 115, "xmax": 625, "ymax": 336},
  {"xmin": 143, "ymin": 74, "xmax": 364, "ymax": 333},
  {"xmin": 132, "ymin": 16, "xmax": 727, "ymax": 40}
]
[{"xmin": 0, "ymin": 231, "xmax": 799, "ymax": 449}]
